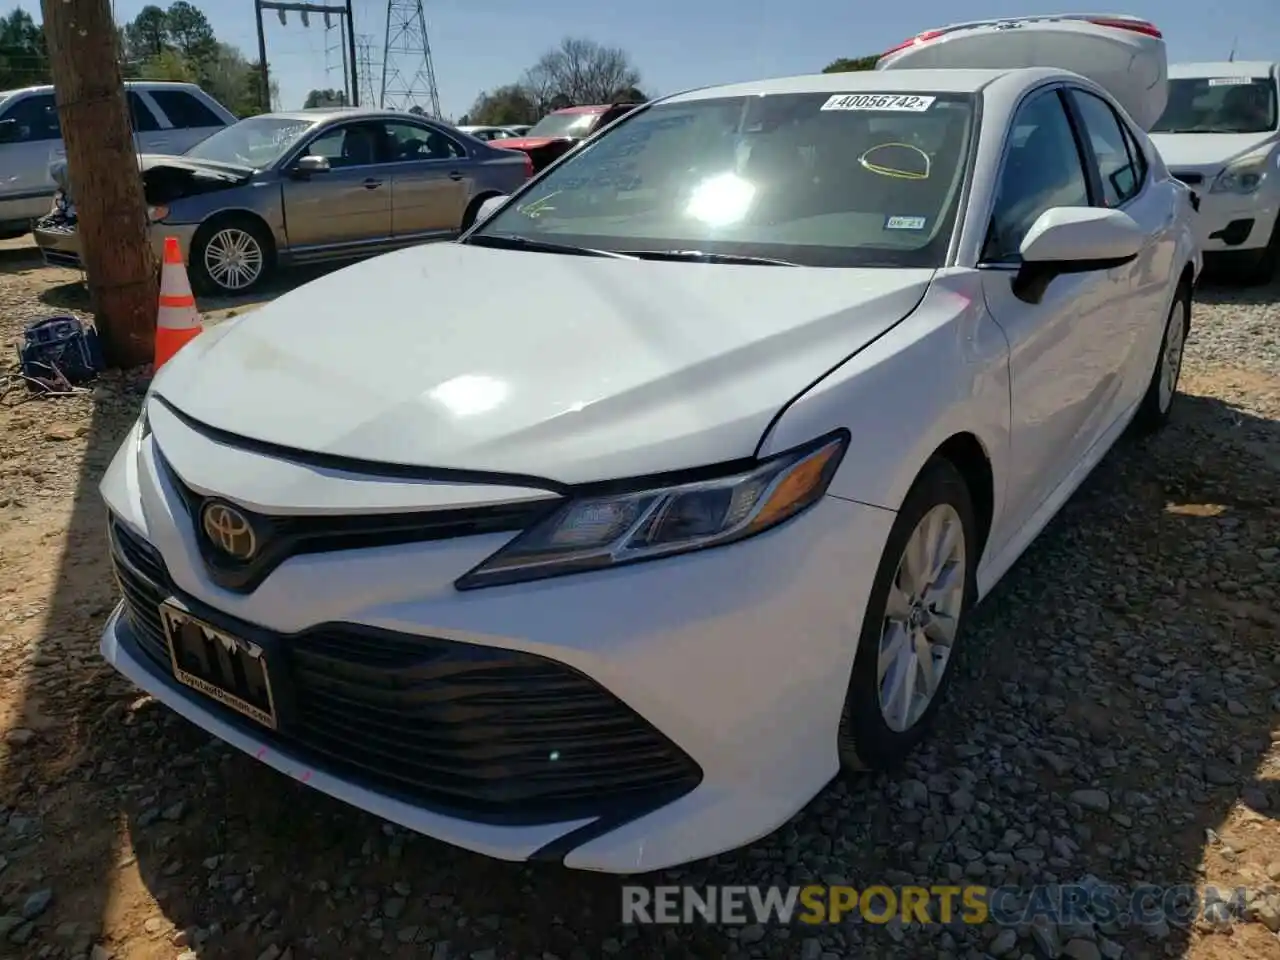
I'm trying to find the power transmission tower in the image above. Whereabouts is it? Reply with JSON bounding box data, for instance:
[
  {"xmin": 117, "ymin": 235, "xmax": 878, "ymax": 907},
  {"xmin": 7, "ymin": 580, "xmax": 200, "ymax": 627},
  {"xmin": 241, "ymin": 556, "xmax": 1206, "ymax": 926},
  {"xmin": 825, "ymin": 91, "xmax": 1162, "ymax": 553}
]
[
  {"xmin": 356, "ymin": 34, "xmax": 380, "ymax": 108},
  {"xmin": 379, "ymin": 0, "xmax": 441, "ymax": 116}
]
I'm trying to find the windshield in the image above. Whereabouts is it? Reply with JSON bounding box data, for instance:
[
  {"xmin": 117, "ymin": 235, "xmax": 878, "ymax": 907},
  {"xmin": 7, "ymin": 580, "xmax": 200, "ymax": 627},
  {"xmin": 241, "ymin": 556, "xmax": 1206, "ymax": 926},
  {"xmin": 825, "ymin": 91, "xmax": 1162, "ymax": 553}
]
[
  {"xmin": 525, "ymin": 110, "xmax": 602, "ymax": 139},
  {"xmin": 470, "ymin": 92, "xmax": 976, "ymax": 268},
  {"xmin": 1151, "ymin": 77, "xmax": 1278, "ymax": 134},
  {"xmin": 184, "ymin": 116, "xmax": 317, "ymax": 168}
]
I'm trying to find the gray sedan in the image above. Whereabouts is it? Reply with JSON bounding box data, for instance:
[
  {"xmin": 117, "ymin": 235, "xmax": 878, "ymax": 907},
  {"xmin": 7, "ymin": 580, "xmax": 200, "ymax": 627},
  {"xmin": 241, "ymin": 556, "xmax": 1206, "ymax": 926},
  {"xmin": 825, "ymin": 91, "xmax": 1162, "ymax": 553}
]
[{"xmin": 34, "ymin": 107, "xmax": 531, "ymax": 295}]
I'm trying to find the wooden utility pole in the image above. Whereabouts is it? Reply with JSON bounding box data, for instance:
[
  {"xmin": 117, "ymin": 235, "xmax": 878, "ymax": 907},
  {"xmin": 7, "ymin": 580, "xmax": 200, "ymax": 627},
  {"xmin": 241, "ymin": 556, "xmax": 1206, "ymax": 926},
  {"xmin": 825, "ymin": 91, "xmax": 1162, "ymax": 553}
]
[{"xmin": 40, "ymin": 0, "xmax": 158, "ymax": 368}]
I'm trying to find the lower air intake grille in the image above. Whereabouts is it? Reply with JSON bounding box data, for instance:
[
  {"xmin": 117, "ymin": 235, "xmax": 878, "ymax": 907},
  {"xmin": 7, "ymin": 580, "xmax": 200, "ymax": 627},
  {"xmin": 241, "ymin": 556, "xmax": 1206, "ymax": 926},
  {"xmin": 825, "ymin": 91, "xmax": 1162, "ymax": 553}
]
[{"xmin": 106, "ymin": 517, "xmax": 702, "ymax": 824}]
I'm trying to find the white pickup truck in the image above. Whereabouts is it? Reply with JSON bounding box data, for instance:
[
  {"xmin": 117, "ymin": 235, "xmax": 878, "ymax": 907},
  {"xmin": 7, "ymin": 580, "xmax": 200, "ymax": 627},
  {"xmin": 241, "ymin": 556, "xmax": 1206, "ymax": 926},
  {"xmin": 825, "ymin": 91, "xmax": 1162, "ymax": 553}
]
[{"xmin": 0, "ymin": 80, "xmax": 238, "ymax": 238}]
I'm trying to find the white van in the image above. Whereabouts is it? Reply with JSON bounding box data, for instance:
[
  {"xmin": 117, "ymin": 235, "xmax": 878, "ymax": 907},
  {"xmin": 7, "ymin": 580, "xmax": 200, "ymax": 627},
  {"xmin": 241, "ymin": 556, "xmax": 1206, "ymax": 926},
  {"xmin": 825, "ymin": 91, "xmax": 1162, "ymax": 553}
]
[
  {"xmin": 0, "ymin": 81, "xmax": 238, "ymax": 238},
  {"xmin": 1149, "ymin": 62, "xmax": 1279, "ymax": 284}
]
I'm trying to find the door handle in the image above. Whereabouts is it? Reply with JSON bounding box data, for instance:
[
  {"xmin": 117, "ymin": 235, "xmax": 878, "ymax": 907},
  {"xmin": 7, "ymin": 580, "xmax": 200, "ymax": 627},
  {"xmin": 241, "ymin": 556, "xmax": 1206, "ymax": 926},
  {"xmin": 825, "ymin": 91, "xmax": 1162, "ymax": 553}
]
[
  {"xmin": 448, "ymin": 171, "xmax": 464, "ymax": 181},
  {"xmin": 363, "ymin": 178, "xmax": 383, "ymax": 189}
]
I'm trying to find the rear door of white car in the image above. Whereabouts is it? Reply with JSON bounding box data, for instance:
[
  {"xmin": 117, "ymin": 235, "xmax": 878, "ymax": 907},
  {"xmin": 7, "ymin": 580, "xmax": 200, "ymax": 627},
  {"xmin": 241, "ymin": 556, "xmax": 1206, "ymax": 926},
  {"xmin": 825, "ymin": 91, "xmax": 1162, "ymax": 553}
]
[
  {"xmin": 1061, "ymin": 85, "xmax": 1177, "ymax": 414},
  {"xmin": 978, "ymin": 86, "xmax": 1148, "ymax": 543}
]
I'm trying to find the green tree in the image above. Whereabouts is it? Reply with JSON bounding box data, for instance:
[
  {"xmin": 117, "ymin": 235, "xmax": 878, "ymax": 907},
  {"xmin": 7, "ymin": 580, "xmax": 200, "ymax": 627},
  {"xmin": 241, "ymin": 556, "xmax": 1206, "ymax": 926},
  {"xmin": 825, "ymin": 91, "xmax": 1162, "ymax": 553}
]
[
  {"xmin": 0, "ymin": 7, "xmax": 49, "ymax": 88},
  {"xmin": 466, "ymin": 83, "xmax": 537, "ymax": 125},
  {"xmin": 137, "ymin": 47, "xmax": 194, "ymax": 82},
  {"xmin": 243, "ymin": 59, "xmax": 276, "ymax": 114},
  {"xmin": 303, "ymin": 87, "xmax": 347, "ymax": 108},
  {"xmin": 164, "ymin": 0, "xmax": 214, "ymax": 61},
  {"xmin": 822, "ymin": 55, "xmax": 879, "ymax": 73},
  {"xmin": 122, "ymin": 4, "xmax": 168, "ymax": 61}
]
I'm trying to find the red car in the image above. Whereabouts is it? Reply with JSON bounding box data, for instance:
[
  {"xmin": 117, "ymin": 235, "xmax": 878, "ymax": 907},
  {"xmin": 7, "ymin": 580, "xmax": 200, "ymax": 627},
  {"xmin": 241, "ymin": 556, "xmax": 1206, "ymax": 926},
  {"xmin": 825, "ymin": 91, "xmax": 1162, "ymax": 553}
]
[{"xmin": 495, "ymin": 102, "xmax": 643, "ymax": 172}]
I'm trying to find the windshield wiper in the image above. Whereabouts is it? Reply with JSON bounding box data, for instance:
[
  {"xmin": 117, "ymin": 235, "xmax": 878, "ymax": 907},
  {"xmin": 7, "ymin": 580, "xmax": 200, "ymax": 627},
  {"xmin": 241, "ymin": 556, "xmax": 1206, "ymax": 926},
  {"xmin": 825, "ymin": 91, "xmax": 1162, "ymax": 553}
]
[
  {"xmin": 621, "ymin": 249, "xmax": 800, "ymax": 266},
  {"xmin": 464, "ymin": 233, "xmax": 637, "ymax": 259}
]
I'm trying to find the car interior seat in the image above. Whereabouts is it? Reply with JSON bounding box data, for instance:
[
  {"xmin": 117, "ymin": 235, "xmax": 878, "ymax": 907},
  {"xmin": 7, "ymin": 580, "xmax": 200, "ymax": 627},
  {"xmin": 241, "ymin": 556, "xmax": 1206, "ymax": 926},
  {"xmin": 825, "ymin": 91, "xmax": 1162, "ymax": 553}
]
[{"xmin": 340, "ymin": 126, "xmax": 377, "ymax": 166}]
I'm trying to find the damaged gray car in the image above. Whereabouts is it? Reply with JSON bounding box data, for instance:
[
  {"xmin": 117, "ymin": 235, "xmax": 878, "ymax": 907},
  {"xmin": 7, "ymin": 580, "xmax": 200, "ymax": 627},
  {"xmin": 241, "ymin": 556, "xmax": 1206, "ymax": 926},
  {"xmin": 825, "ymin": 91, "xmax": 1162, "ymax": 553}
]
[{"xmin": 34, "ymin": 107, "xmax": 532, "ymax": 295}]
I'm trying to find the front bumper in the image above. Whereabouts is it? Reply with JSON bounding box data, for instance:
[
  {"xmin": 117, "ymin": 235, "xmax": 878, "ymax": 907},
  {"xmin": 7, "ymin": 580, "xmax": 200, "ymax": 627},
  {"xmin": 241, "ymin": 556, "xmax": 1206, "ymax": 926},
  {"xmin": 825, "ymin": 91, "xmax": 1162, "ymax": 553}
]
[
  {"xmin": 1170, "ymin": 177, "xmax": 1279, "ymax": 253},
  {"xmin": 32, "ymin": 218, "xmax": 199, "ymax": 269},
  {"xmin": 99, "ymin": 404, "xmax": 895, "ymax": 873}
]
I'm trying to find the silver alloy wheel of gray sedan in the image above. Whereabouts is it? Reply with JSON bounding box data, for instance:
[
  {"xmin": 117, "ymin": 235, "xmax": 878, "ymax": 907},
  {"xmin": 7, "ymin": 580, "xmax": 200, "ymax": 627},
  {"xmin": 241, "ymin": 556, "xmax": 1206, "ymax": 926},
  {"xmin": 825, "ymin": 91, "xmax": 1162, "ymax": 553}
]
[
  {"xmin": 877, "ymin": 502, "xmax": 967, "ymax": 732},
  {"xmin": 203, "ymin": 226, "xmax": 265, "ymax": 292}
]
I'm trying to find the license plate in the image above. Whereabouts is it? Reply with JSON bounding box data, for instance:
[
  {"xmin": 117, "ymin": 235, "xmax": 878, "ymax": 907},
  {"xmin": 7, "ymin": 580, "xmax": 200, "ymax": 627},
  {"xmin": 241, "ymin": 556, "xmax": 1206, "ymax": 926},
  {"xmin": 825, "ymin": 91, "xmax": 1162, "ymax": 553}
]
[{"xmin": 160, "ymin": 602, "xmax": 278, "ymax": 729}]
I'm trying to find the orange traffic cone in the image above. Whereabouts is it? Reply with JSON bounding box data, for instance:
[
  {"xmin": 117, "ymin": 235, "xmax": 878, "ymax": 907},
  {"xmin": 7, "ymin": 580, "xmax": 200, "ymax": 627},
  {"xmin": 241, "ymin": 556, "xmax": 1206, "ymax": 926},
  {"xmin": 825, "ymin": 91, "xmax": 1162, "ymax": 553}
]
[{"xmin": 154, "ymin": 237, "xmax": 203, "ymax": 370}]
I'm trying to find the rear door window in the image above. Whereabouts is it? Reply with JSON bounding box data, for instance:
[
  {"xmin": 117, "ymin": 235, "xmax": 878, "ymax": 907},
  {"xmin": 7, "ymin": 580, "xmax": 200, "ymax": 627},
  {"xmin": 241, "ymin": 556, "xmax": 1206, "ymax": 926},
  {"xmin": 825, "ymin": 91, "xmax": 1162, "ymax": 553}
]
[
  {"xmin": 0, "ymin": 94, "xmax": 61, "ymax": 142},
  {"xmin": 128, "ymin": 92, "xmax": 161, "ymax": 132},
  {"xmin": 1069, "ymin": 89, "xmax": 1144, "ymax": 206},
  {"xmin": 150, "ymin": 90, "xmax": 225, "ymax": 130}
]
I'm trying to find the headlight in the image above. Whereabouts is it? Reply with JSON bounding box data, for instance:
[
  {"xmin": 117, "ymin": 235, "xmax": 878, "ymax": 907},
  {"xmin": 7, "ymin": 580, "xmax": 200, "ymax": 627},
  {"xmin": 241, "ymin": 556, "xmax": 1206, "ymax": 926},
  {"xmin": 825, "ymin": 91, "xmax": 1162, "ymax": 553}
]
[
  {"xmin": 147, "ymin": 205, "xmax": 170, "ymax": 222},
  {"xmin": 456, "ymin": 432, "xmax": 848, "ymax": 590},
  {"xmin": 1210, "ymin": 155, "xmax": 1268, "ymax": 195}
]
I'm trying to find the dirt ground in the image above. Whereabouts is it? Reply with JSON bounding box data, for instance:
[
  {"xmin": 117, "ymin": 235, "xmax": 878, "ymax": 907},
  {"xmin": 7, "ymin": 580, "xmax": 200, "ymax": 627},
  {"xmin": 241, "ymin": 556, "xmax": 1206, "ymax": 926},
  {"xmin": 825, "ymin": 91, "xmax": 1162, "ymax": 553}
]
[{"xmin": 0, "ymin": 235, "xmax": 1278, "ymax": 960}]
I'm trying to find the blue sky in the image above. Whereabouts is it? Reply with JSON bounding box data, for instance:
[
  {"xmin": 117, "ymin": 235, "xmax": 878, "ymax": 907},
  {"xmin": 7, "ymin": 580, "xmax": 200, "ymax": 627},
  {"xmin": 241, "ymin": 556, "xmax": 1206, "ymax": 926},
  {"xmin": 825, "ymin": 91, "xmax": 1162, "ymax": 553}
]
[{"xmin": 97, "ymin": 0, "xmax": 1280, "ymax": 117}]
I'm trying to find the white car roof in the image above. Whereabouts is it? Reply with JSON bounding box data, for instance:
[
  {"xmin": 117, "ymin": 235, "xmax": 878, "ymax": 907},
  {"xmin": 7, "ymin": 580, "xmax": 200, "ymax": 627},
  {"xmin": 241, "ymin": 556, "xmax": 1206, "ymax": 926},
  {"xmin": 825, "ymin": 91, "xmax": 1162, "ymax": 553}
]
[
  {"xmin": 1169, "ymin": 61, "xmax": 1277, "ymax": 79},
  {"xmin": 663, "ymin": 68, "xmax": 1020, "ymax": 104}
]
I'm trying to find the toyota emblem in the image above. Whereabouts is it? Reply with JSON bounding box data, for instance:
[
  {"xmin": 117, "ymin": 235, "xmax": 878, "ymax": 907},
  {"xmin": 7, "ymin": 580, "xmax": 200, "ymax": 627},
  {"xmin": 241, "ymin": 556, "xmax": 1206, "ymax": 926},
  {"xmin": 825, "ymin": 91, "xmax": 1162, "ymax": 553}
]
[{"xmin": 201, "ymin": 501, "xmax": 258, "ymax": 562}]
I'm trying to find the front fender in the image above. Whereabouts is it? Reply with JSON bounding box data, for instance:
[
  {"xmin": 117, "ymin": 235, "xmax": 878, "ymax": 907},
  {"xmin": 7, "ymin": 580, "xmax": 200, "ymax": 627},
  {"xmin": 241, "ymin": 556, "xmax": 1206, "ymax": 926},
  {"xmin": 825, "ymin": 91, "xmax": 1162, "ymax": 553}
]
[{"xmin": 757, "ymin": 270, "xmax": 1011, "ymax": 522}]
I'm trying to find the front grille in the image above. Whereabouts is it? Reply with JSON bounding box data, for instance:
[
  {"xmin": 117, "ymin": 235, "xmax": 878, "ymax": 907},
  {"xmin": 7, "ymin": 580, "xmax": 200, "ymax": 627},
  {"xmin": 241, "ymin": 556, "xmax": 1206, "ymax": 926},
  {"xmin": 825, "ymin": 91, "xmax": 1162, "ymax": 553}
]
[
  {"xmin": 156, "ymin": 453, "xmax": 559, "ymax": 594},
  {"xmin": 106, "ymin": 518, "xmax": 702, "ymax": 824}
]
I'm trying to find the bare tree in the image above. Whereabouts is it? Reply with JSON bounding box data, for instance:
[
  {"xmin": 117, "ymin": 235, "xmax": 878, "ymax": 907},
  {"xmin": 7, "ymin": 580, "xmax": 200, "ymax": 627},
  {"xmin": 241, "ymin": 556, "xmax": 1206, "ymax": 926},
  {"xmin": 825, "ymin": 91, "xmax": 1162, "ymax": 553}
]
[
  {"xmin": 41, "ymin": 0, "xmax": 158, "ymax": 367},
  {"xmin": 521, "ymin": 37, "xmax": 642, "ymax": 109}
]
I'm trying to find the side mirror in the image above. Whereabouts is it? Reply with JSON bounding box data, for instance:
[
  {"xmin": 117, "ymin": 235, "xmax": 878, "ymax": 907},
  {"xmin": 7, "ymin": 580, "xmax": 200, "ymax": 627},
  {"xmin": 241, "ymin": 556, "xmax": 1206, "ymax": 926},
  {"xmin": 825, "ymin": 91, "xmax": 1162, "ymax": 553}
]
[
  {"xmin": 0, "ymin": 118, "xmax": 17, "ymax": 144},
  {"xmin": 474, "ymin": 194, "xmax": 508, "ymax": 226},
  {"xmin": 292, "ymin": 155, "xmax": 330, "ymax": 177},
  {"xmin": 1012, "ymin": 207, "xmax": 1144, "ymax": 304}
]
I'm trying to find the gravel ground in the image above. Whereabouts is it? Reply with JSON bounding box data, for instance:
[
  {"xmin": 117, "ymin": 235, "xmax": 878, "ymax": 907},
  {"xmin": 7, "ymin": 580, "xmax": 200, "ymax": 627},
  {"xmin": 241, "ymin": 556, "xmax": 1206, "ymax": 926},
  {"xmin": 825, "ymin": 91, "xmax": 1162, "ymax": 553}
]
[{"xmin": 0, "ymin": 237, "xmax": 1278, "ymax": 960}]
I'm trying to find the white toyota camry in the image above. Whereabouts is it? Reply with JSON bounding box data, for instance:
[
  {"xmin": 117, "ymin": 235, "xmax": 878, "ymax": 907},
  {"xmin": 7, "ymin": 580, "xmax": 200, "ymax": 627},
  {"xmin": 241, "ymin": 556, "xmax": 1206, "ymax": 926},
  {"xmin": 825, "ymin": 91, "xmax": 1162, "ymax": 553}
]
[{"xmin": 100, "ymin": 15, "xmax": 1201, "ymax": 874}]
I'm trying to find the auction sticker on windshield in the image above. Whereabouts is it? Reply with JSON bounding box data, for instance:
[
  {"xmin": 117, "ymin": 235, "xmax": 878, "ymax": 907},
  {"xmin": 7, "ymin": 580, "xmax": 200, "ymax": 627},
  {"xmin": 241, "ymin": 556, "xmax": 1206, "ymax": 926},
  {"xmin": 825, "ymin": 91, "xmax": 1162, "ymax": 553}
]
[
  {"xmin": 821, "ymin": 94, "xmax": 936, "ymax": 112},
  {"xmin": 1207, "ymin": 77, "xmax": 1254, "ymax": 86}
]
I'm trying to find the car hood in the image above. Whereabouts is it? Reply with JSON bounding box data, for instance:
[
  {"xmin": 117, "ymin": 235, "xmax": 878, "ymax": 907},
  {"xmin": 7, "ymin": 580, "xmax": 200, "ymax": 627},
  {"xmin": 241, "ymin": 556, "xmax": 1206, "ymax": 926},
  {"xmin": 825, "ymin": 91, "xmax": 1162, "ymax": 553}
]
[
  {"xmin": 49, "ymin": 153, "xmax": 253, "ymax": 197},
  {"xmin": 1148, "ymin": 131, "xmax": 1279, "ymax": 169},
  {"xmin": 153, "ymin": 243, "xmax": 934, "ymax": 485}
]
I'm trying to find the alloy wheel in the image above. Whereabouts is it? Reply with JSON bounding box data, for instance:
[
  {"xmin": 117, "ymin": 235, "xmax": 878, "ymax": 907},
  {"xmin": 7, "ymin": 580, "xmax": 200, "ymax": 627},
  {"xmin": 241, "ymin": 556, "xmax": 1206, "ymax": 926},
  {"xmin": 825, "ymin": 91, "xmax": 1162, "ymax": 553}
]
[
  {"xmin": 877, "ymin": 503, "xmax": 967, "ymax": 733},
  {"xmin": 203, "ymin": 227, "xmax": 265, "ymax": 292}
]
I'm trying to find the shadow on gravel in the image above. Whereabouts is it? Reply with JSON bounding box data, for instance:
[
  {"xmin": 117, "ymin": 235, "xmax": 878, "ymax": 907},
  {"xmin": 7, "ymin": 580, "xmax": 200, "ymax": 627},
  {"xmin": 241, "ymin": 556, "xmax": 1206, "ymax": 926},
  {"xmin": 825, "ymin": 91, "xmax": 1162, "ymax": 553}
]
[
  {"xmin": 1, "ymin": 366, "xmax": 1276, "ymax": 958},
  {"xmin": 0, "ymin": 242, "xmax": 45, "ymax": 274},
  {"xmin": 1195, "ymin": 274, "xmax": 1280, "ymax": 308}
]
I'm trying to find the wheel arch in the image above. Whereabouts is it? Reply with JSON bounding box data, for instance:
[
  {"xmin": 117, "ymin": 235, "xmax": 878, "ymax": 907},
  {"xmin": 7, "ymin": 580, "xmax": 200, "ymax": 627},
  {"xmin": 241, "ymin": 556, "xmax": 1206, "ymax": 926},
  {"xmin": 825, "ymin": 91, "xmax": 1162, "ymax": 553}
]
[
  {"xmin": 462, "ymin": 191, "xmax": 503, "ymax": 231},
  {"xmin": 191, "ymin": 208, "xmax": 278, "ymax": 259},
  {"xmin": 929, "ymin": 432, "xmax": 996, "ymax": 563}
]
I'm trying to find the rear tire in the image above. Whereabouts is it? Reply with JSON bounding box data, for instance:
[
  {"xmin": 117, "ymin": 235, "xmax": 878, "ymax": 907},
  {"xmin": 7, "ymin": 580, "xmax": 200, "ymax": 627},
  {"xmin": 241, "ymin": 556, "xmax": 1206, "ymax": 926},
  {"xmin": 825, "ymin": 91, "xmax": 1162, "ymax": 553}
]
[
  {"xmin": 838, "ymin": 456, "xmax": 977, "ymax": 773},
  {"xmin": 1132, "ymin": 281, "xmax": 1190, "ymax": 435}
]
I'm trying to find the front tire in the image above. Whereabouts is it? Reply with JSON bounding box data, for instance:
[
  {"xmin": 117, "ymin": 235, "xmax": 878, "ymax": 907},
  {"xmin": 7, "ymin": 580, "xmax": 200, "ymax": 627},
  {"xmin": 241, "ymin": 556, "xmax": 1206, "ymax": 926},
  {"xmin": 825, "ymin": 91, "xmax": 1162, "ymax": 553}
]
[
  {"xmin": 838, "ymin": 457, "xmax": 977, "ymax": 772},
  {"xmin": 189, "ymin": 216, "xmax": 274, "ymax": 296},
  {"xmin": 1132, "ymin": 282, "xmax": 1190, "ymax": 434}
]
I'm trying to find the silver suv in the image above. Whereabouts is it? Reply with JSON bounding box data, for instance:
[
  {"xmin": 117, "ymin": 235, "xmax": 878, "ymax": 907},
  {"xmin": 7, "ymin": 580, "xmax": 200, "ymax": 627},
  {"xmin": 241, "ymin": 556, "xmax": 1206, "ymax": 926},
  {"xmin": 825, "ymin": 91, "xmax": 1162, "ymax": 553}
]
[{"xmin": 0, "ymin": 80, "xmax": 238, "ymax": 237}]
